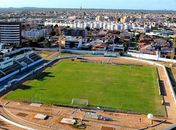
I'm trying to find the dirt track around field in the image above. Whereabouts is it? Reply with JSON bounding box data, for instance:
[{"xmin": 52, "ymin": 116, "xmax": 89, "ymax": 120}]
[
  {"xmin": 1, "ymin": 56, "xmax": 176, "ymax": 130},
  {"xmin": 1, "ymin": 100, "xmax": 163, "ymax": 130}
]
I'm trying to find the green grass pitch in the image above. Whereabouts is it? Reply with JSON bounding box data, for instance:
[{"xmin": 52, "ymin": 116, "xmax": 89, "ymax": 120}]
[{"xmin": 5, "ymin": 61, "xmax": 165, "ymax": 115}]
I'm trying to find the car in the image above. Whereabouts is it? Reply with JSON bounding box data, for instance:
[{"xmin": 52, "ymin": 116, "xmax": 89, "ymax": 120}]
[
  {"xmin": 98, "ymin": 115, "xmax": 112, "ymax": 121},
  {"xmin": 81, "ymin": 43, "xmax": 92, "ymax": 50}
]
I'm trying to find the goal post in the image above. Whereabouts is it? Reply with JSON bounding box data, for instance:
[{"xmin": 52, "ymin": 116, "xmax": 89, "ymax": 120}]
[{"xmin": 71, "ymin": 98, "xmax": 89, "ymax": 106}]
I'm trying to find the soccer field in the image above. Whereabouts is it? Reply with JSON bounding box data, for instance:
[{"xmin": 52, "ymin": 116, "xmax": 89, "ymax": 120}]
[{"xmin": 6, "ymin": 60, "xmax": 165, "ymax": 115}]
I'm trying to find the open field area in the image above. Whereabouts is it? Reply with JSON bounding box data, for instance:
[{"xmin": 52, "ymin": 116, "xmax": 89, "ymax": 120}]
[{"xmin": 5, "ymin": 60, "xmax": 164, "ymax": 115}]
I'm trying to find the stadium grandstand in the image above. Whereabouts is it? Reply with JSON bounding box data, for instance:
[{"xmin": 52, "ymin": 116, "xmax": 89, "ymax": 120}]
[{"xmin": 0, "ymin": 51, "xmax": 45, "ymax": 90}]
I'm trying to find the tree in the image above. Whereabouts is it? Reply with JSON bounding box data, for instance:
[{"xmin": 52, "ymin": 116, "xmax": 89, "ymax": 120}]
[
  {"xmin": 38, "ymin": 37, "xmax": 45, "ymax": 42},
  {"xmin": 49, "ymin": 29, "xmax": 56, "ymax": 36},
  {"xmin": 114, "ymin": 37, "xmax": 120, "ymax": 44},
  {"xmin": 85, "ymin": 26, "xmax": 91, "ymax": 31},
  {"xmin": 43, "ymin": 40, "xmax": 51, "ymax": 48},
  {"xmin": 22, "ymin": 24, "xmax": 26, "ymax": 30},
  {"xmin": 54, "ymin": 24, "xmax": 58, "ymax": 28},
  {"xmin": 135, "ymin": 34, "xmax": 140, "ymax": 42}
]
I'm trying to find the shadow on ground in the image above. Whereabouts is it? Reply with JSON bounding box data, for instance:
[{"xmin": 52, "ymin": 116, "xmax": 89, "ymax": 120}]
[
  {"xmin": 34, "ymin": 72, "xmax": 55, "ymax": 81},
  {"xmin": 166, "ymin": 68, "xmax": 176, "ymax": 93}
]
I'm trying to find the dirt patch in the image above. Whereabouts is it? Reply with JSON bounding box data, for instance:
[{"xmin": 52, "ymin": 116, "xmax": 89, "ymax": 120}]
[
  {"xmin": 101, "ymin": 126, "xmax": 115, "ymax": 130},
  {"xmin": 84, "ymin": 57, "xmax": 151, "ymax": 66},
  {"xmin": 16, "ymin": 112, "xmax": 28, "ymax": 117}
]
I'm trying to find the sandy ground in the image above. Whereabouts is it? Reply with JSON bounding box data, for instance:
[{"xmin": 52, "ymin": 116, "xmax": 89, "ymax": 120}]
[
  {"xmin": 36, "ymin": 51, "xmax": 60, "ymax": 60},
  {"xmin": 1, "ymin": 100, "xmax": 165, "ymax": 130},
  {"xmin": 0, "ymin": 119, "xmax": 24, "ymax": 130},
  {"xmin": 1, "ymin": 57, "xmax": 176, "ymax": 130}
]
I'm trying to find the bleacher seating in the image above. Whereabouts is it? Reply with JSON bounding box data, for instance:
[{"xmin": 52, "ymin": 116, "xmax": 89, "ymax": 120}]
[
  {"xmin": 1, "ymin": 62, "xmax": 22, "ymax": 75},
  {"xmin": 17, "ymin": 57, "xmax": 32, "ymax": 65},
  {"xmin": 0, "ymin": 52, "xmax": 43, "ymax": 81},
  {"xmin": 28, "ymin": 53, "xmax": 41, "ymax": 61},
  {"xmin": 0, "ymin": 71, "xmax": 4, "ymax": 78}
]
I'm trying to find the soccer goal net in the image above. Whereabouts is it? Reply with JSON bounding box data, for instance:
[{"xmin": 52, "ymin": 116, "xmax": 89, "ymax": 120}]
[{"xmin": 71, "ymin": 98, "xmax": 89, "ymax": 106}]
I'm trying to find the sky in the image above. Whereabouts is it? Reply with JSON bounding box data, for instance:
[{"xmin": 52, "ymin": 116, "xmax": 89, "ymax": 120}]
[{"xmin": 0, "ymin": 0, "xmax": 175, "ymax": 10}]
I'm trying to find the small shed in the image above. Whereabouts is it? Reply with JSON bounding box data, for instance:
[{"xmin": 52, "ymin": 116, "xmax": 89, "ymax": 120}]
[
  {"xmin": 60, "ymin": 118, "xmax": 76, "ymax": 125},
  {"xmin": 30, "ymin": 103, "xmax": 42, "ymax": 107},
  {"xmin": 34, "ymin": 114, "xmax": 48, "ymax": 120}
]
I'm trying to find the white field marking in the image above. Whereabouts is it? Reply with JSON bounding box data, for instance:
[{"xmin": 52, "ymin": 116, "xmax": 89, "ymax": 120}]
[{"xmin": 0, "ymin": 115, "xmax": 36, "ymax": 130}]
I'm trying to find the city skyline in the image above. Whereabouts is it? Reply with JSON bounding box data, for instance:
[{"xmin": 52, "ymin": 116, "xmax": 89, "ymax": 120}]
[{"xmin": 0, "ymin": 0, "xmax": 176, "ymax": 10}]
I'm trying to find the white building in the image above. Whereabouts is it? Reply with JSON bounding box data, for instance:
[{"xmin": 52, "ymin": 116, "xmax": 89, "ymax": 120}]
[{"xmin": 44, "ymin": 20, "xmax": 139, "ymax": 31}]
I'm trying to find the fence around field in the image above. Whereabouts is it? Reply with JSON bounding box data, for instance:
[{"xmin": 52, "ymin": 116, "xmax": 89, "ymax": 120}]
[{"xmin": 127, "ymin": 52, "xmax": 176, "ymax": 63}]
